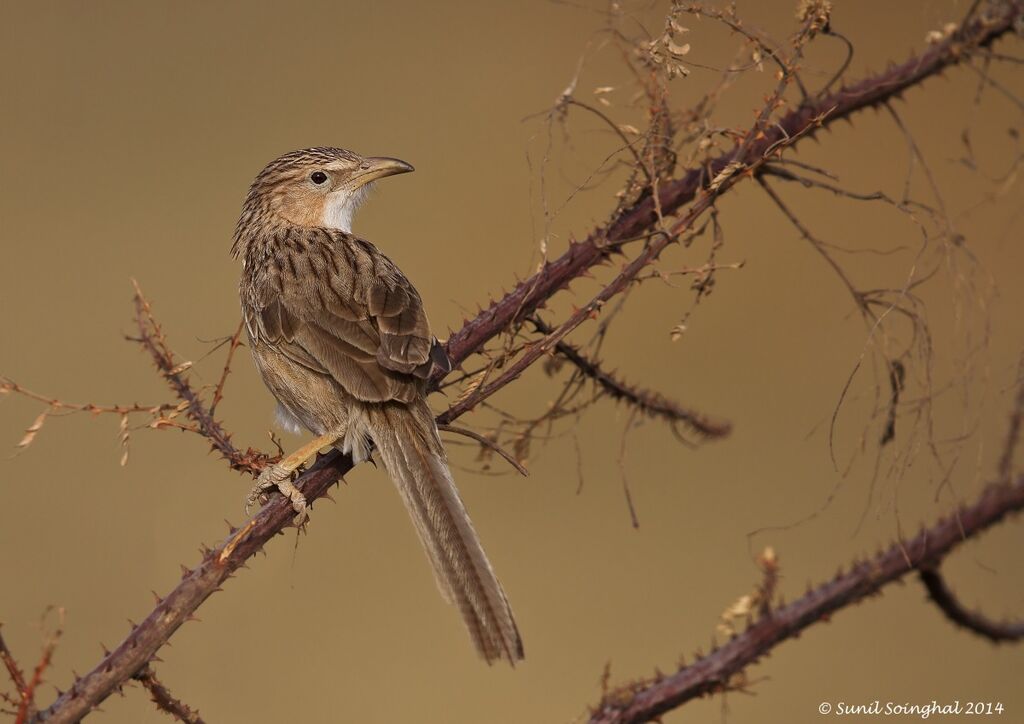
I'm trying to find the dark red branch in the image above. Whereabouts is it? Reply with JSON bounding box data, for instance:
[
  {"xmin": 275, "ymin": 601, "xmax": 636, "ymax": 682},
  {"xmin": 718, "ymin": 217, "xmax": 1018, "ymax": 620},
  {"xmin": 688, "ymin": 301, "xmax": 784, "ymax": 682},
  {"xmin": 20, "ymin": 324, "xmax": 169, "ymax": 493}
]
[
  {"xmin": 919, "ymin": 566, "xmax": 1024, "ymax": 643},
  {"xmin": 588, "ymin": 478, "xmax": 1024, "ymax": 724}
]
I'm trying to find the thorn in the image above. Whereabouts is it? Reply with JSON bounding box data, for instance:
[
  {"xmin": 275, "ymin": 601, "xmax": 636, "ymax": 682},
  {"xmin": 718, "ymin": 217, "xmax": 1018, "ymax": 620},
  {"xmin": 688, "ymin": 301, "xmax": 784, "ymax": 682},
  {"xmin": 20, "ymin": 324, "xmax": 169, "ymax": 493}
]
[
  {"xmin": 151, "ymin": 590, "xmax": 162, "ymax": 604},
  {"xmin": 321, "ymin": 492, "xmax": 336, "ymax": 504},
  {"xmin": 180, "ymin": 564, "xmax": 190, "ymax": 579},
  {"xmin": 100, "ymin": 642, "xmax": 110, "ymax": 656},
  {"xmin": 127, "ymin": 618, "xmax": 137, "ymax": 629},
  {"xmin": 186, "ymin": 614, "xmax": 201, "ymax": 623},
  {"xmin": 224, "ymin": 519, "xmax": 238, "ymax": 534},
  {"xmin": 150, "ymin": 654, "xmax": 163, "ymax": 663}
]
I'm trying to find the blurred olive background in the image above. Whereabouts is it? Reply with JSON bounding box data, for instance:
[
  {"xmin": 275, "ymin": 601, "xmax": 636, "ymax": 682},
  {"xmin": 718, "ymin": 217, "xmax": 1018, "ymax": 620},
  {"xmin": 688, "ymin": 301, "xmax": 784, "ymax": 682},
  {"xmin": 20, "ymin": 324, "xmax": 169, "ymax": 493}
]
[{"xmin": 1, "ymin": 1, "xmax": 1022, "ymax": 722}]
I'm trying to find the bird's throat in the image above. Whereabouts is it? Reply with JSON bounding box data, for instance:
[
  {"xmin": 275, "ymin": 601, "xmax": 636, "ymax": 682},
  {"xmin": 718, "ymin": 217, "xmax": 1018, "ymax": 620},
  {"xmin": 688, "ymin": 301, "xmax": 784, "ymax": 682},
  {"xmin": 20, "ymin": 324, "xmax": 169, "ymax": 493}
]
[{"xmin": 322, "ymin": 183, "xmax": 374, "ymax": 233}]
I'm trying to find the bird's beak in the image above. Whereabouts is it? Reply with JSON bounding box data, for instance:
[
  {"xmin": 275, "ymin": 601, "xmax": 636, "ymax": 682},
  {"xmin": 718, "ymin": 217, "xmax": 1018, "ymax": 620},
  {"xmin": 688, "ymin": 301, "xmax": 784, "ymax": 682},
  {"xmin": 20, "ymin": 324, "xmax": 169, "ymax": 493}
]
[{"xmin": 349, "ymin": 156, "xmax": 414, "ymax": 189}]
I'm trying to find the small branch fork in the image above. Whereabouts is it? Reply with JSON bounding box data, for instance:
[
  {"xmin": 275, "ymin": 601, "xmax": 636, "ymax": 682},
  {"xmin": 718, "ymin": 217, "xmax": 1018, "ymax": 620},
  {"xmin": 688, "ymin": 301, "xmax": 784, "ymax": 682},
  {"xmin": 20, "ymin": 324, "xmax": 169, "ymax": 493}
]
[
  {"xmin": 3, "ymin": 2, "xmax": 1020, "ymax": 722},
  {"xmin": 0, "ymin": 610, "xmax": 63, "ymax": 724}
]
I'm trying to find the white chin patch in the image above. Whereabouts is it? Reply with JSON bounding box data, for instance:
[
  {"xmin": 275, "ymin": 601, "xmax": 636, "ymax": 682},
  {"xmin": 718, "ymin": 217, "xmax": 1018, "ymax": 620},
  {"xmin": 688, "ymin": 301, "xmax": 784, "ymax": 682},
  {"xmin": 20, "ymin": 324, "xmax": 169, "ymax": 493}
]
[{"xmin": 322, "ymin": 183, "xmax": 374, "ymax": 233}]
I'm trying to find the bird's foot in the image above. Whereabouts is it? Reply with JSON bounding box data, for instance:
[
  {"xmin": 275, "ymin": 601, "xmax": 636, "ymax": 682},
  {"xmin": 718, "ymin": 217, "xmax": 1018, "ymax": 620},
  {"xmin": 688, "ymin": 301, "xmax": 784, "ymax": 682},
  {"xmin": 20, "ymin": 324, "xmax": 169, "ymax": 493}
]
[{"xmin": 245, "ymin": 463, "xmax": 309, "ymax": 526}]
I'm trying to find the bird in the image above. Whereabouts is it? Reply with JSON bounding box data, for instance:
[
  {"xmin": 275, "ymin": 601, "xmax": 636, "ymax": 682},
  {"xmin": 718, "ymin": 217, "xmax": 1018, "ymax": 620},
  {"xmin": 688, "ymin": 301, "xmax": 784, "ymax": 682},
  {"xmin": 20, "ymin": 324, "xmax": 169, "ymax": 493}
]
[{"xmin": 230, "ymin": 146, "xmax": 523, "ymax": 665}]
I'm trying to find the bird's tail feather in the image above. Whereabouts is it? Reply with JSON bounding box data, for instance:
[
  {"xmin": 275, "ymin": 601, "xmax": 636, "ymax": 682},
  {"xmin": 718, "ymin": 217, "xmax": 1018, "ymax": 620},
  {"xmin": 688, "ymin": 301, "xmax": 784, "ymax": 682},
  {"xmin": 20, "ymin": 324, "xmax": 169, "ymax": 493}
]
[{"xmin": 363, "ymin": 400, "xmax": 523, "ymax": 665}]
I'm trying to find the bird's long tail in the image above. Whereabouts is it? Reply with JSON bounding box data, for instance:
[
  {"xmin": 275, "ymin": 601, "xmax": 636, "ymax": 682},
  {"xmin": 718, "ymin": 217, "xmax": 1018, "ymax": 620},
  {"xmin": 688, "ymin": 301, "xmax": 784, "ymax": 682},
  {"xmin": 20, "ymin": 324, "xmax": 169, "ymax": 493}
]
[{"xmin": 362, "ymin": 399, "xmax": 523, "ymax": 665}]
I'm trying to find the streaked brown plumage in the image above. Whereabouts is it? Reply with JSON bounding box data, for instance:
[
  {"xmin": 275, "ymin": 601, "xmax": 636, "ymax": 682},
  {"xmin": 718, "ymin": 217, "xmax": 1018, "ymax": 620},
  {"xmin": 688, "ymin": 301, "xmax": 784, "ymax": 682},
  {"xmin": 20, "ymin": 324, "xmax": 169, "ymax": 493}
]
[{"xmin": 231, "ymin": 147, "xmax": 523, "ymax": 665}]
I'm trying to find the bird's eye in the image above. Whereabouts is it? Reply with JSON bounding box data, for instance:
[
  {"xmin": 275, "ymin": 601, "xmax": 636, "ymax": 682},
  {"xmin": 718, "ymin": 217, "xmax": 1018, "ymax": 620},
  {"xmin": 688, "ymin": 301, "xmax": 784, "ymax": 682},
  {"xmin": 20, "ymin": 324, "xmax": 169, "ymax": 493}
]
[{"xmin": 310, "ymin": 171, "xmax": 328, "ymax": 185}]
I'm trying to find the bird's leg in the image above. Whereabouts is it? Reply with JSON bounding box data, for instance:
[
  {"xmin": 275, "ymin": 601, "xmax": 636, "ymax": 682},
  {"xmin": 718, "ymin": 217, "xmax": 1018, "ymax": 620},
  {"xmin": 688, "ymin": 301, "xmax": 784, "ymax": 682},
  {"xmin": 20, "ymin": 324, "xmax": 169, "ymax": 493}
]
[{"xmin": 245, "ymin": 432, "xmax": 339, "ymax": 524}]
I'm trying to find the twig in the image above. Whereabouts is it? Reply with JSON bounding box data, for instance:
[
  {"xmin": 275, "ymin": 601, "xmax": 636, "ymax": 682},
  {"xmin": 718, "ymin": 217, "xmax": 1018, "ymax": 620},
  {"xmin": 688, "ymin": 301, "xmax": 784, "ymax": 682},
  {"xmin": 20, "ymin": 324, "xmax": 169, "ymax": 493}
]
[
  {"xmin": 919, "ymin": 566, "xmax": 1024, "ymax": 644},
  {"xmin": 134, "ymin": 666, "xmax": 205, "ymax": 724},
  {"xmin": 531, "ymin": 317, "xmax": 731, "ymax": 438},
  {"xmin": 2, "ymin": 610, "xmax": 64, "ymax": 724},
  {"xmin": 209, "ymin": 319, "xmax": 245, "ymax": 417},
  {"xmin": 438, "ymin": 423, "xmax": 529, "ymax": 476},
  {"xmin": 588, "ymin": 477, "xmax": 1024, "ymax": 724},
  {"xmin": 0, "ymin": 629, "xmax": 28, "ymax": 718}
]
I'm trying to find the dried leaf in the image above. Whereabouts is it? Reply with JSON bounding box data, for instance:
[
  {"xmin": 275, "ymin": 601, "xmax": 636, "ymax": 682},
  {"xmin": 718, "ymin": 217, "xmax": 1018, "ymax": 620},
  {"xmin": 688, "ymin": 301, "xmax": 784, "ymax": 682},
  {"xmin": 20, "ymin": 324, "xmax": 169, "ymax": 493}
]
[
  {"xmin": 667, "ymin": 40, "xmax": 690, "ymax": 56},
  {"xmin": 16, "ymin": 409, "xmax": 51, "ymax": 450},
  {"xmin": 709, "ymin": 161, "xmax": 744, "ymax": 191},
  {"xmin": 670, "ymin": 324, "xmax": 687, "ymax": 342},
  {"xmin": 453, "ymin": 370, "xmax": 489, "ymax": 408},
  {"xmin": 119, "ymin": 413, "xmax": 130, "ymax": 466},
  {"xmin": 167, "ymin": 361, "xmax": 193, "ymax": 376}
]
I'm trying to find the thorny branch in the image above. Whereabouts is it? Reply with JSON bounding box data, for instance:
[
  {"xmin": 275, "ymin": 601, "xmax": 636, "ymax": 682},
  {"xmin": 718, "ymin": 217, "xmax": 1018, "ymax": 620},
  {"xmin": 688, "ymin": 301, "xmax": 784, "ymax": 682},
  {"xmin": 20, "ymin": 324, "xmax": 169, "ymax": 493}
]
[
  {"xmin": 128, "ymin": 280, "xmax": 274, "ymax": 475},
  {"xmin": 133, "ymin": 666, "xmax": 205, "ymax": 724},
  {"xmin": 529, "ymin": 316, "xmax": 731, "ymax": 440},
  {"xmin": 587, "ymin": 476, "xmax": 1024, "ymax": 724},
  {"xmin": 2, "ymin": 1, "xmax": 1020, "ymax": 722}
]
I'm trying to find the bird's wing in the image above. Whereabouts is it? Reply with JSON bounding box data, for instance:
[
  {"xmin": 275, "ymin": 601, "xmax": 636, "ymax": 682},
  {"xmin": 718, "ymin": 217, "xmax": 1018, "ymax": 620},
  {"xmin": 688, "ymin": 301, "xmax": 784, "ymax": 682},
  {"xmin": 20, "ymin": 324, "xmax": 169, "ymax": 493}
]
[{"xmin": 246, "ymin": 228, "xmax": 448, "ymax": 403}]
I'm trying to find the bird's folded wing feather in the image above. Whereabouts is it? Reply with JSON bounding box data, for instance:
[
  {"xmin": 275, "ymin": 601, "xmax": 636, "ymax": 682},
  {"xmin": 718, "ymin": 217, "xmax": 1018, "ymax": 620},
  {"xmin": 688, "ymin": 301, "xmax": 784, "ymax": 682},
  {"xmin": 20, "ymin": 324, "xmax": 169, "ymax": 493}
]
[{"xmin": 246, "ymin": 228, "xmax": 446, "ymax": 402}]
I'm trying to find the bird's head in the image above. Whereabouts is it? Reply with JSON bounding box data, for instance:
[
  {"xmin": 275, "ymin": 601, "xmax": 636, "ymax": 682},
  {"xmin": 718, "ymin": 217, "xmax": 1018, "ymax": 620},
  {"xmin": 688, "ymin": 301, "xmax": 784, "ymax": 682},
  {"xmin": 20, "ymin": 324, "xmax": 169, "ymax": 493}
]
[{"xmin": 233, "ymin": 146, "xmax": 413, "ymax": 255}]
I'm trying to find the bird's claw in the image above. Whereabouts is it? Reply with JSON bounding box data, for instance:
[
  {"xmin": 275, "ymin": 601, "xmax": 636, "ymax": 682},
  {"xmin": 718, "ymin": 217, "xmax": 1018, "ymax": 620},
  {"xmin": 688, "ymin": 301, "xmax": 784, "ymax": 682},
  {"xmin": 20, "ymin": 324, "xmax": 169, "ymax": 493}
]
[{"xmin": 245, "ymin": 463, "xmax": 309, "ymax": 526}]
